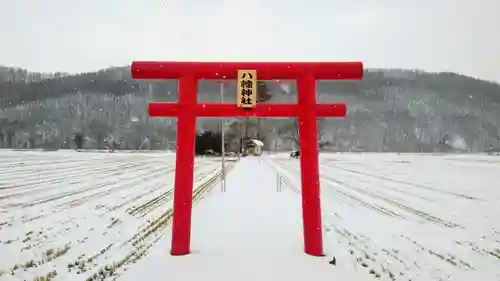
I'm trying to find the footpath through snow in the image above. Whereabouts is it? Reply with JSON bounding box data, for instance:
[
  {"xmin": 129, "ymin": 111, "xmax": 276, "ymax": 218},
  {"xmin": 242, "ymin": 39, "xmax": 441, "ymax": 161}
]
[{"xmin": 119, "ymin": 156, "xmax": 369, "ymax": 281}]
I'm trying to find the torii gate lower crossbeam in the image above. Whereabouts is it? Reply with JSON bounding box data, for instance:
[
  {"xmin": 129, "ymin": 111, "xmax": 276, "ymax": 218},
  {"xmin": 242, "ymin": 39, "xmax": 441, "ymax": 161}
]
[{"xmin": 131, "ymin": 61, "xmax": 364, "ymax": 257}]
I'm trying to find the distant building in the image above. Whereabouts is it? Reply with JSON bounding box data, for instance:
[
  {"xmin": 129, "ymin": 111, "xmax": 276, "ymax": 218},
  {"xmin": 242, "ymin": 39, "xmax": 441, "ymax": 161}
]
[{"xmin": 245, "ymin": 139, "xmax": 264, "ymax": 156}]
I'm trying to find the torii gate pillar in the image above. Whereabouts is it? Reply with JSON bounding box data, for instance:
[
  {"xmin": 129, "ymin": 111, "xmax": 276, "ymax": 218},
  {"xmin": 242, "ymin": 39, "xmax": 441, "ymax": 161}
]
[{"xmin": 131, "ymin": 61, "xmax": 363, "ymax": 257}]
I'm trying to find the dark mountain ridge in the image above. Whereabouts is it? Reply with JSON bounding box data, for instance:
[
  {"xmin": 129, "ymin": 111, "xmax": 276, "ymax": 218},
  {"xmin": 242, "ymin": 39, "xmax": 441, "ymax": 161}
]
[{"xmin": 0, "ymin": 65, "xmax": 499, "ymax": 152}]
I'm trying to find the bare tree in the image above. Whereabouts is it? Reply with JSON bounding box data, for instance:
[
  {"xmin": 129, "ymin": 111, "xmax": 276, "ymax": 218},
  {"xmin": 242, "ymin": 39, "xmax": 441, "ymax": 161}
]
[{"xmin": 280, "ymin": 119, "xmax": 326, "ymax": 148}]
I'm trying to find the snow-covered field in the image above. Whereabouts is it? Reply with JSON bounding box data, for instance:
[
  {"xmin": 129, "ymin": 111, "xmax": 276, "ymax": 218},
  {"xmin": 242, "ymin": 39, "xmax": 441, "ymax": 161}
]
[
  {"xmin": 0, "ymin": 151, "xmax": 499, "ymax": 281},
  {"xmin": 271, "ymin": 153, "xmax": 500, "ymax": 281},
  {"xmin": 0, "ymin": 150, "xmax": 233, "ymax": 281}
]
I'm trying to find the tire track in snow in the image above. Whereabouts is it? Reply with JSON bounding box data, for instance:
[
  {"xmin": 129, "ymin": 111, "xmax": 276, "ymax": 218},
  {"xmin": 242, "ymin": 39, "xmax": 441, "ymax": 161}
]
[
  {"xmin": 320, "ymin": 173, "xmax": 461, "ymax": 228},
  {"xmin": 0, "ymin": 159, "xmax": 161, "ymax": 197},
  {"xmin": 55, "ymin": 165, "xmax": 177, "ymax": 211},
  {"xmin": 274, "ymin": 161, "xmax": 405, "ymax": 219},
  {"xmin": 0, "ymin": 157, "xmax": 128, "ymax": 179},
  {"xmin": 14, "ymin": 164, "xmax": 177, "ymax": 227},
  {"xmin": 276, "ymin": 159, "xmax": 460, "ymax": 227},
  {"xmin": 321, "ymin": 162, "xmax": 436, "ymax": 202},
  {"xmin": 322, "ymin": 162, "xmax": 479, "ymax": 200}
]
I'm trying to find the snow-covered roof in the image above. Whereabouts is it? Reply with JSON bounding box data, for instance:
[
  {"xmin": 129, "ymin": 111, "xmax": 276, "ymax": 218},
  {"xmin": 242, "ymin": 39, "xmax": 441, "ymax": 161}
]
[{"xmin": 249, "ymin": 139, "xmax": 264, "ymax": 146}]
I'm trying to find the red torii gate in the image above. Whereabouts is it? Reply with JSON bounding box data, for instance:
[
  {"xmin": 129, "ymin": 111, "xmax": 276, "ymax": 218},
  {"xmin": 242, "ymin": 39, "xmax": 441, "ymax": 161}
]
[{"xmin": 131, "ymin": 61, "xmax": 363, "ymax": 257}]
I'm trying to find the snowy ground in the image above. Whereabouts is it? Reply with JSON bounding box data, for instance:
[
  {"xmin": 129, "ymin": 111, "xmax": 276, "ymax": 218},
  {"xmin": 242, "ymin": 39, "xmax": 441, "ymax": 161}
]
[
  {"xmin": 0, "ymin": 151, "xmax": 499, "ymax": 281},
  {"xmin": 270, "ymin": 153, "xmax": 500, "ymax": 281},
  {"xmin": 0, "ymin": 150, "xmax": 234, "ymax": 281}
]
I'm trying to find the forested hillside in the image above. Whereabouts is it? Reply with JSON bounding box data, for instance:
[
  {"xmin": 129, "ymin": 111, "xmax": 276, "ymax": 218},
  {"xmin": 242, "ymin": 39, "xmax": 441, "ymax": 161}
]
[{"xmin": 1, "ymin": 65, "xmax": 499, "ymax": 152}]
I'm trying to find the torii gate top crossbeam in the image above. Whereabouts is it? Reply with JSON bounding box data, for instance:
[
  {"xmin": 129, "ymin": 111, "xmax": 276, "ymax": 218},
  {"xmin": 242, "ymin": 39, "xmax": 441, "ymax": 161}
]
[{"xmin": 131, "ymin": 61, "xmax": 363, "ymax": 80}]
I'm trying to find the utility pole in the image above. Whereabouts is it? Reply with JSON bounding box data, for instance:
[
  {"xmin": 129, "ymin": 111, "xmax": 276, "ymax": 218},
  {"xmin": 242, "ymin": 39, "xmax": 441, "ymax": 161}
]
[{"xmin": 219, "ymin": 81, "xmax": 226, "ymax": 192}]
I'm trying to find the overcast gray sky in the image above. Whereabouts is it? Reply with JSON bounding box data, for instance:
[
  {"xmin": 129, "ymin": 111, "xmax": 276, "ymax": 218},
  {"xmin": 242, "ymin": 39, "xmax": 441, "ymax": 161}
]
[{"xmin": 1, "ymin": 0, "xmax": 499, "ymax": 82}]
